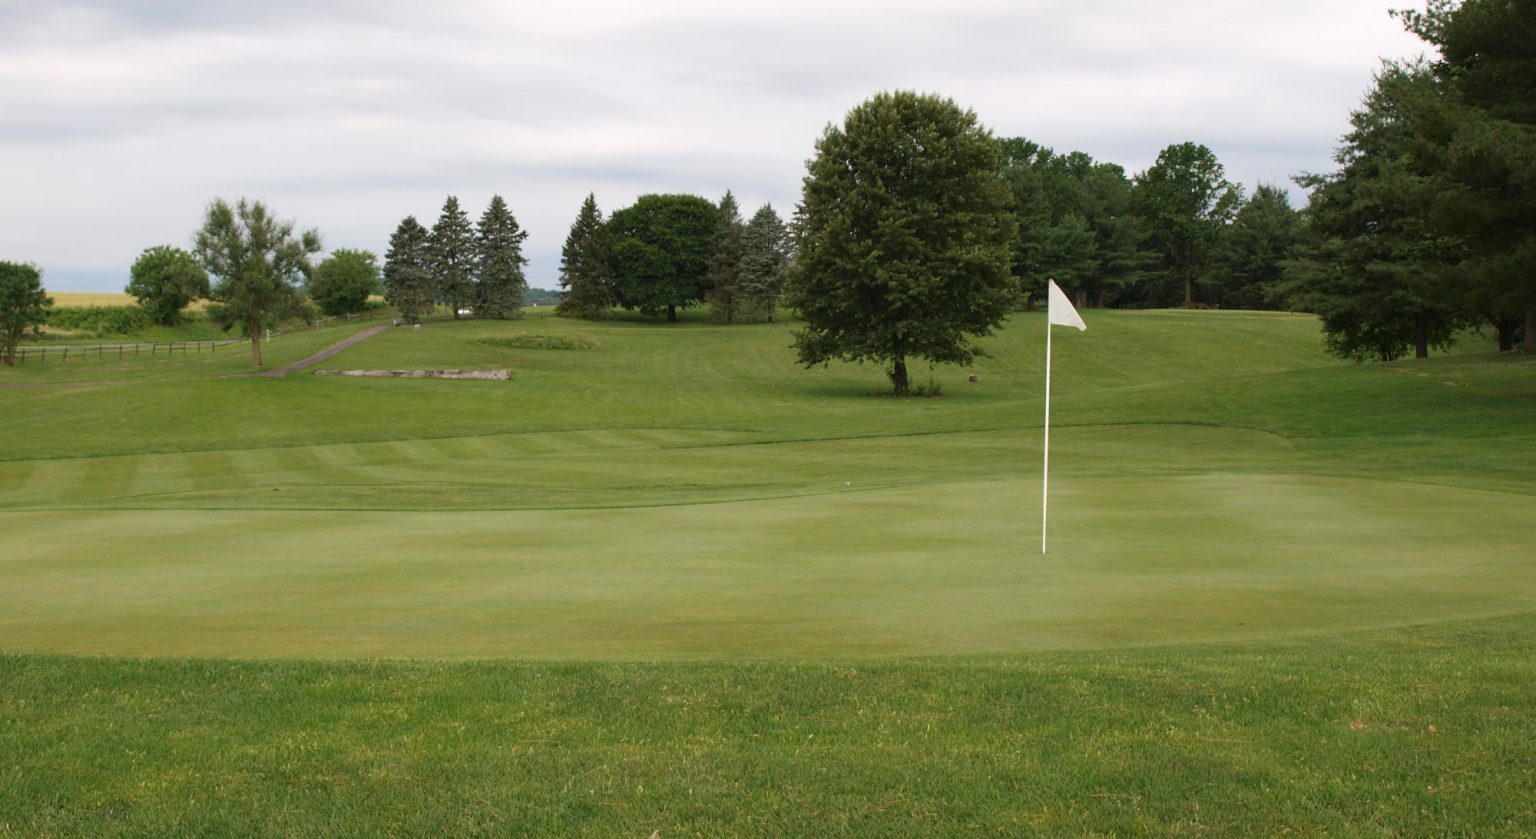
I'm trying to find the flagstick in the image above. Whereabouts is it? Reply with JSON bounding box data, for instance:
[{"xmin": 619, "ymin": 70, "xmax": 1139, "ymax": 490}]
[{"xmin": 1042, "ymin": 318, "xmax": 1052, "ymax": 555}]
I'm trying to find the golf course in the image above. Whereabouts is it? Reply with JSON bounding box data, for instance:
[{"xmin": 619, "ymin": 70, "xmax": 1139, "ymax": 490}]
[{"xmin": 3, "ymin": 309, "xmax": 1534, "ymax": 834}]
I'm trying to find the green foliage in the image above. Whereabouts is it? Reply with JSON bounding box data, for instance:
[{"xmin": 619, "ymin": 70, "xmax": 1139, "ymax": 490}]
[
  {"xmin": 429, "ymin": 196, "xmax": 476, "ymax": 318},
  {"xmin": 45, "ymin": 305, "xmax": 150, "ymax": 336},
  {"xmin": 789, "ymin": 90, "xmax": 1017, "ymax": 395},
  {"xmin": 997, "ymin": 139, "xmax": 1154, "ymax": 309},
  {"xmin": 308, "ymin": 249, "xmax": 380, "ymax": 317},
  {"xmin": 1398, "ymin": 0, "xmax": 1536, "ymax": 349},
  {"xmin": 557, "ymin": 193, "xmax": 614, "ymax": 319},
  {"xmin": 737, "ymin": 203, "xmax": 792, "ymax": 322},
  {"xmin": 474, "ymin": 195, "xmax": 530, "ymax": 320},
  {"xmin": 384, "ymin": 216, "xmax": 434, "ymax": 324},
  {"xmin": 1212, "ymin": 184, "xmax": 1302, "ymax": 310},
  {"xmin": 194, "ymin": 197, "xmax": 321, "ymax": 367},
  {"xmin": 608, "ymin": 193, "xmax": 716, "ymax": 322},
  {"xmin": 1278, "ymin": 65, "xmax": 1465, "ymax": 361},
  {"xmin": 126, "ymin": 245, "xmax": 209, "ymax": 325},
  {"xmin": 1135, "ymin": 142, "xmax": 1243, "ymax": 308},
  {"xmin": 0, "ymin": 261, "xmax": 51, "ymax": 366},
  {"xmin": 706, "ymin": 190, "xmax": 745, "ymax": 323}
]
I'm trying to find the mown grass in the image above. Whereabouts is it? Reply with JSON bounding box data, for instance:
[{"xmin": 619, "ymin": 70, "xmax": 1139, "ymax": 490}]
[
  {"xmin": 3, "ymin": 615, "xmax": 1533, "ymax": 836},
  {"xmin": 1, "ymin": 307, "xmax": 1533, "ymax": 833}
]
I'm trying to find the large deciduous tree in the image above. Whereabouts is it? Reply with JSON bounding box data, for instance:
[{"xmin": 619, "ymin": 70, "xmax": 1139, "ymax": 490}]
[
  {"xmin": 1136, "ymin": 142, "xmax": 1243, "ymax": 308},
  {"xmin": 126, "ymin": 245, "xmax": 209, "ymax": 325},
  {"xmin": 1, "ymin": 261, "xmax": 51, "ymax": 367},
  {"xmin": 608, "ymin": 193, "xmax": 716, "ymax": 322},
  {"xmin": 430, "ymin": 196, "xmax": 476, "ymax": 319},
  {"xmin": 475, "ymin": 195, "xmax": 529, "ymax": 320},
  {"xmin": 384, "ymin": 216, "xmax": 434, "ymax": 325},
  {"xmin": 788, "ymin": 91, "xmax": 1017, "ymax": 395},
  {"xmin": 194, "ymin": 198, "xmax": 320, "ymax": 367},
  {"xmin": 308, "ymin": 249, "xmax": 380, "ymax": 317},
  {"xmin": 557, "ymin": 193, "xmax": 614, "ymax": 319}
]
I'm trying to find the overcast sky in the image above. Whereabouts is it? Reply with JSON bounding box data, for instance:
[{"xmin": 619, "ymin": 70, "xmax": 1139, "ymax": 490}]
[{"xmin": 2, "ymin": 0, "xmax": 1428, "ymax": 292}]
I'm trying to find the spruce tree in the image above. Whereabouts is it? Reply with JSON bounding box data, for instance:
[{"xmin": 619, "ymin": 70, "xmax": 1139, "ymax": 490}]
[
  {"xmin": 738, "ymin": 203, "xmax": 791, "ymax": 322},
  {"xmin": 384, "ymin": 216, "xmax": 434, "ymax": 324},
  {"xmin": 429, "ymin": 195, "xmax": 476, "ymax": 319},
  {"xmin": 707, "ymin": 191, "xmax": 745, "ymax": 323},
  {"xmin": 475, "ymin": 195, "xmax": 529, "ymax": 320},
  {"xmin": 557, "ymin": 193, "xmax": 614, "ymax": 319}
]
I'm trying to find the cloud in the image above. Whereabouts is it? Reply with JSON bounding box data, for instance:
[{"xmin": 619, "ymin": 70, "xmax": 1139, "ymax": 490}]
[{"xmin": 0, "ymin": 0, "xmax": 1426, "ymax": 290}]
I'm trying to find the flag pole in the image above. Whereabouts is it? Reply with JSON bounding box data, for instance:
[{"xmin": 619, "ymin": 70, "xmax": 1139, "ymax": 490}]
[{"xmin": 1042, "ymin": 314, "xmax": 1052, "ymax": 555}]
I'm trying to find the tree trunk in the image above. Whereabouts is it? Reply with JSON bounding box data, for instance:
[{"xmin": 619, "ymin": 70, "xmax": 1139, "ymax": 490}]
[
  {"xmin": 1414, "ymin": 314, "xmax": 1429, "ymax": 360},
  {"xmin": 890, "ymin": 357, "xmax": 909, "ymax": 396},
  {"xmin": 249, "ymin": 316, "xmax": 263, "ymax": 367},
  {"xmin": 667, "ymin": 304, "xmax": 677, "ymax": 323},
  {"xmin": 1525, "ymin": 307, "xmax": 1536, "ymax": 354},
  {"xmin": 1183, "ymin": 264, "xmax": 1195, "ymax": 309},
  {"xmin": 1496, "ymin": 318, "xmax": 1516, "ymax": 352}
]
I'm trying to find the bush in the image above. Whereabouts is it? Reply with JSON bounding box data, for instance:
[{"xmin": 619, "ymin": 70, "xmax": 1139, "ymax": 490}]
[{"xmin": 46, "ymin": 306, "xmax": 150, "ymax": 336}]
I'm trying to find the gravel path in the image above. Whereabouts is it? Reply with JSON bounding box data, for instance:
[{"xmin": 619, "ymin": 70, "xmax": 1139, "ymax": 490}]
[{"xmin": 255, "ymin": 324, "xmax": 391, "ymax": 377}]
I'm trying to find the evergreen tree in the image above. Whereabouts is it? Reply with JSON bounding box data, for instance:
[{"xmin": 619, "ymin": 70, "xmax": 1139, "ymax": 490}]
[
  {"xmin": 738, "ymin": 203, "xmax": 791, "ymax": 322},
  {"xmin": 1275, "ymin": 65, "xmax": 1464, "ymax": 361},
  {"xmin": 474, "ymin": 195, "xmax": 529, "ymax": 320},
  {"xmin": 707, "ymin": 191, "xmax": 746, "ymax": 323},
  {"xmin": 1397, "ymin": 0, "xmax": 1536, "ymax": 351},
  {"xmin": 429, "ymin": 196, "xmax": 476, "ymax": 319},
  {"xmin": 1211, "ymin": 184, "xmax": 1301, "ymax": 310},
  {"xmin": 384, "ymin": 216, "xmax": 434, "ymax": 324},
  {"xmin": 557, "ymin": 193, "xmax": 614, "ymax": 319}
]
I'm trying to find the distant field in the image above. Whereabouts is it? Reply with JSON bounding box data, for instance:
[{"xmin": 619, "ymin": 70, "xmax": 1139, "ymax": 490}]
[
  {"xmin": 2, "ymin": 308, "xmax": 1532, "ymax": 834},
  {"xmin": 47, "ymin": 291, "xmax": 134, "ymax": 307}
]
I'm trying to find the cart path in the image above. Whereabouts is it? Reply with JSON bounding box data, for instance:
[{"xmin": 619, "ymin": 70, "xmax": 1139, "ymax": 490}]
[{"xmin": 255, "ymin": 324, "xmax": 391, "ymax": 377}]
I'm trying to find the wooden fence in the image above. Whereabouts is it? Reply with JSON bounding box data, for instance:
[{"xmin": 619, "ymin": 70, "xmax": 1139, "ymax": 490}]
[{"xmin": 10, "ymin": 339, "xmax": 245, "ymax": 365}]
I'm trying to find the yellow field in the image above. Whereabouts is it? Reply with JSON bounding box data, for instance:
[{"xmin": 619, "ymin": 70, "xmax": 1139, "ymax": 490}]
[{"xmin": 49, "ymin": 292, "xmax": 134, "ymax": 307}]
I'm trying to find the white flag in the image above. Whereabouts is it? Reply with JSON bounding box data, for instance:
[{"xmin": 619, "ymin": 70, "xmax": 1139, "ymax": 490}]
[{"xmin": 1047, "ymin": 280, "xmax": 1087, "ymax": 331}]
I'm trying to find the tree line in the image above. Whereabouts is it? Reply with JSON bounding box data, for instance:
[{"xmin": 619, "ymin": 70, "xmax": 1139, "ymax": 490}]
[{"xmin": 543, "ymin": 192, "xmax": 793, "ymax": 324}]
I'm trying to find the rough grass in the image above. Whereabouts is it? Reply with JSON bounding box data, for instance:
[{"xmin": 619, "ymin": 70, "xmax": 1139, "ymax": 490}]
[{"xmin": 1, "ymin": 308, "xmax": 1533, "ymax": 834}]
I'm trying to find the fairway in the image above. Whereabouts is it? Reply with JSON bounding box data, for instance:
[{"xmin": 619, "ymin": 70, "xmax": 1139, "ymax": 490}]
[{"xmin": 2, "ymin": 310, "xmax": 1532, "ymax": 659}]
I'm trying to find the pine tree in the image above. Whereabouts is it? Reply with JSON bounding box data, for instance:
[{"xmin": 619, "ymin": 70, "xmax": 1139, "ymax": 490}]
[
  {"xmin": 430, "ymin": 196, "xmax": 476, "ymax": 319},
  {"xmin": 475, "ymin": 195, "xmax": 529, "ymax": 320},
  {"xmin": 557, "ymin": 194, "xmax": 614, "ymax": 319},
  {"xmin": 707, "ymin": 191, "xmax": 745, "ymax": 323},
  {"xmin": 384, "ymin": 215, "xmax": 434, "ymax": 324},
  {"xmin": 738, "ymin": 203, "xmax": 791, "ymax": 322}
]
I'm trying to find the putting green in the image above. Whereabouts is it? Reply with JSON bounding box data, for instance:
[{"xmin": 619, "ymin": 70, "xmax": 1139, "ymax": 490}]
[{"xmin": 3, "ymin": 471, "xmax": 1530, "ymax": 660}]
